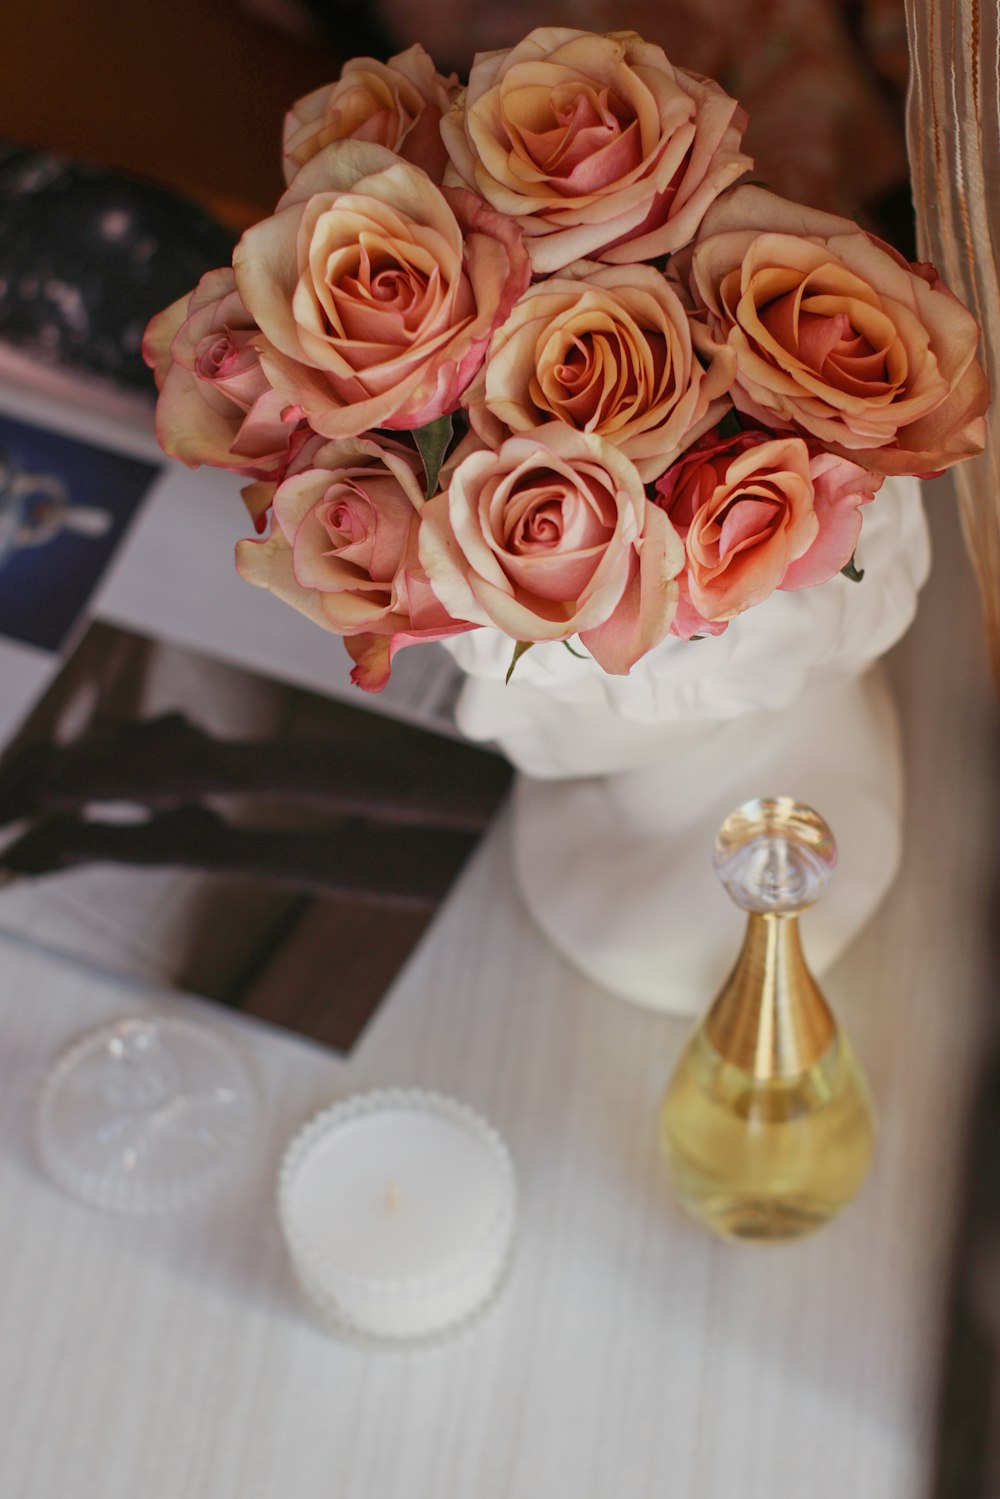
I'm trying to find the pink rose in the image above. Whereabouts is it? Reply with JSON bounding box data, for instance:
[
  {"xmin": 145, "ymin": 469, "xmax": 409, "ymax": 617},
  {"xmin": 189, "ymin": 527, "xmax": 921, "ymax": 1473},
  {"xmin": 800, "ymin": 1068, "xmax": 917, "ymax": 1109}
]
[
  {"xmin": 653, "ymin": 426, "xmax": 880, "ymax": 637},
  {"xmin": 441, "ymin": 28, "xmax": 751, "ymax": 273},
  {"xmin": 689, "ymin": 185, "xmax": 989, "ymax": 475},
  {"xmin": 419, "ymin": 424, "xmax": 684, "ymax": 673},
  {"xmin": 283, "ymin": 45, "xmax": 455, "ymax": 187},
  {"xmin": 234, "ymin": 142, "xmax": 530, "ymax": 439},
  {"xmin": 474, "ymin": 260, "xmax": 733, "ymax": 481},
  {"xmin": 235, "ymin": 435, "xmax": 470, "ymax": 691},
  {"xmin": 142, "ymin": 268, "xmax": 305, "ymax": 478}
]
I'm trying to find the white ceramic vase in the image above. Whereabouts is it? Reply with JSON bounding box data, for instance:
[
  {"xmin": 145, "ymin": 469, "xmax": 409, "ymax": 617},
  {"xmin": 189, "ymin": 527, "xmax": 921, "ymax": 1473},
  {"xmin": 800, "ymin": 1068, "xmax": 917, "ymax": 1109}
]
[{"xmin": 444, "ymin": 476, "xmax": 931, "ymax": 1014}]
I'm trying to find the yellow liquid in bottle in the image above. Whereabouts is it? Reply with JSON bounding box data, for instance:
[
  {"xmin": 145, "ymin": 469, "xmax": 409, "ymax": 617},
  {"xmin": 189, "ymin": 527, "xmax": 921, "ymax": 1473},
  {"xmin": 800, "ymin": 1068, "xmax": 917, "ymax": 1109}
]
[{"xmin": 660, "ymin": 1027, "xmax": 875, "ymax": 1242}]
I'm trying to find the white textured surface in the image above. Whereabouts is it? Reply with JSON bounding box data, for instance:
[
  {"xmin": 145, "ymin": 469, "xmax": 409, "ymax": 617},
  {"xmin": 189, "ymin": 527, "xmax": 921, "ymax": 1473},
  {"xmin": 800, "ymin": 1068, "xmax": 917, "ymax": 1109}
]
[{"xmin": 0, "ymin": 489, "xmax": 995, "ymax": 1498}]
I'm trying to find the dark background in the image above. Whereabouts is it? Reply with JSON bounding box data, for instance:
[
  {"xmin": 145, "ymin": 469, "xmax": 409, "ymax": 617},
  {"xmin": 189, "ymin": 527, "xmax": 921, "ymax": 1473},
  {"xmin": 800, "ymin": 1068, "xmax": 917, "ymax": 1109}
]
[{"xmin": 0, "ymin": 0, "xmax": 913, "ymax": 241}]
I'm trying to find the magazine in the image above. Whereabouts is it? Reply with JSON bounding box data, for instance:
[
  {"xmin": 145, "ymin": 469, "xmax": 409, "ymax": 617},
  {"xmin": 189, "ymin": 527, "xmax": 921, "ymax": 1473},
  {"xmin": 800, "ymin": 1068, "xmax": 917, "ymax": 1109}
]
[{"xmin": 0, "ymin": 376, "xmax": 510, "ymax": 1053}]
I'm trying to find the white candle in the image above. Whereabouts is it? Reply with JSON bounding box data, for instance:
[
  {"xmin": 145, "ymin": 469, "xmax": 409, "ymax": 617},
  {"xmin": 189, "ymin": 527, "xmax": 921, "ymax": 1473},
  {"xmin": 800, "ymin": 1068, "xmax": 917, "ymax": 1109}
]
[{"xmin": 278, "ymin": 1089, "xmax": 516, "ymax": 1343}]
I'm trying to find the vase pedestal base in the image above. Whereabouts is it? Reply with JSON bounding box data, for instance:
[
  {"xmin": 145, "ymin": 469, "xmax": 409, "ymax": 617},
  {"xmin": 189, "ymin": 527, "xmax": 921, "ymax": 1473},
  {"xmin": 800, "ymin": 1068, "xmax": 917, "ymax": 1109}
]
[{"xmin": 507, "ymin": 667, "xmax": 902, "ymax": 1014}]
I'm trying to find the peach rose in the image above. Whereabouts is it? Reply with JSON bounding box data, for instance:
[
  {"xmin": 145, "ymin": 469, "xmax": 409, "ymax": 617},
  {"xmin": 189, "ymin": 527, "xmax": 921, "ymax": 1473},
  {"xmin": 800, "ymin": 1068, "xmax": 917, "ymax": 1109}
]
[
  {"xmin": 653, "ymin": 426, "xmax": 879, "ymax": 637},
  {"xmin": 474, "ymin": 260, "xmax": 734, "ymax": 481},
  {"xmin": 441, "ymin": 28, "xmax": 751, "ymax": 274},
  {"xmin": 235, "ymin": 436, "xmax": 469, "ymax": 691},
  {"xmin": 419, "ymin": 424, "xmax": 684, "ymax": 673},
  {"xmin": 689, "ymin": 185, "xmax": 989, "ymax": 475},
  {"xmin": 234, "ymin": 142, "xmax": 530, "ymax": 440},
  {"xmin": 142, "ymin": 268, "xmax": 305, "ymax": 478},
  {"xmin": 283, "ymin": 45, "xmax": 455, "ymax": 187}
]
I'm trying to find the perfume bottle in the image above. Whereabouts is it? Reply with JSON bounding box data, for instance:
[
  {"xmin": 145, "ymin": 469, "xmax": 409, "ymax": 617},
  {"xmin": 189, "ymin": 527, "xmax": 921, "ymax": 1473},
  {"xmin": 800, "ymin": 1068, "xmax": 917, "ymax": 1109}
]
[{"xmin": 660, "ymin": 798, "xmax": 876, "ymax": 1242}]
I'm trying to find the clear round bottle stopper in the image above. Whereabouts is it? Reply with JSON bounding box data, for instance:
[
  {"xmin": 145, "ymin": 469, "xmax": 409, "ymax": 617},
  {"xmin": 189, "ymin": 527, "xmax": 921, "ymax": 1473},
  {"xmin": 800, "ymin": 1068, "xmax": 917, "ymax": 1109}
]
[
  {"xmin": 37, "ymin": 1015, "xmax": 259, "ymax": 1214},
  {"xmin": 713, "ymin": 797, "xmax": 837, "ymax": 915}
]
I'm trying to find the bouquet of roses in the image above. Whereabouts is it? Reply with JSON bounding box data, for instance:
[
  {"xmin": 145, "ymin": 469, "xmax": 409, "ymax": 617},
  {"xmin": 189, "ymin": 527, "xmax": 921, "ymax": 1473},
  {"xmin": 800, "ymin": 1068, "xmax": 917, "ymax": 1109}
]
[{"xmin": 144, "ymin": 27, "xmax": 988, "ymax": 691}]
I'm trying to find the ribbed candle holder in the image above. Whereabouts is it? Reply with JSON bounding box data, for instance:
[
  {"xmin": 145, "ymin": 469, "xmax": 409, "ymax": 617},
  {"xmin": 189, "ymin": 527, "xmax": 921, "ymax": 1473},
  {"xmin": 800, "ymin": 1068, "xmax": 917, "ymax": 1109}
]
[{"xmin": 278, "ymin": 1089, "xmax": 517, "ymax": 1344}]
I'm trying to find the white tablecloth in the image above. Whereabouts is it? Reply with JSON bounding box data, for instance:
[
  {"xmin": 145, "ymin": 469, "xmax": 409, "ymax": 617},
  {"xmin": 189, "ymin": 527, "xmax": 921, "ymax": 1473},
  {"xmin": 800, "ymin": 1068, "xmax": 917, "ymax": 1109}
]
[{"xmin": 0, "ymin": 488, "xmax": 994, "ymax": 1499}]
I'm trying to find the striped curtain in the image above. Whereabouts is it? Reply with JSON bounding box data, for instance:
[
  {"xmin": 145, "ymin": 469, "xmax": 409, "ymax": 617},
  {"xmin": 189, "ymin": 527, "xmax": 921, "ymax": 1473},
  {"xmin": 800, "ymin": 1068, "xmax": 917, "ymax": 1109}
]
[{"xmin": 905, "ymin": 0, "xmax": 1000, "ymax": 684}]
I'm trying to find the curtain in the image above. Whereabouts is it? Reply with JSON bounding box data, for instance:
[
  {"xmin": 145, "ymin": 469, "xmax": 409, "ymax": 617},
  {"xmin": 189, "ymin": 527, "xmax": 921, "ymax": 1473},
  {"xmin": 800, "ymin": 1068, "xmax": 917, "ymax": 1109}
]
[{"xmin": 905, "ymin": 0, "xmax": 1000, "ymax": 684}]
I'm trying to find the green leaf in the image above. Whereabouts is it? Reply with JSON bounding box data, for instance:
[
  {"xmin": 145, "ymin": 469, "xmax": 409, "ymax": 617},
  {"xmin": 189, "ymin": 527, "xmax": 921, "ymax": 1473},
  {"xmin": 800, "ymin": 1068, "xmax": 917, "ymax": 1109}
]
[
  {"xmin": 505, "ymin": 640, "xmax": 534, "ymax": 684},
  {"xmin": 562, "ymin": 640, "xmax": 588, "ymax": 660},
  {"xmin": 413, "ymin": 413, "xmax": 454, "ymax": 499},
  {"xmin": 715, "ymin": 409, "xmax": 742, "ymax": 440},
  {"xmin": 841, "ymin": 554, "xmax": 865, "ymax": 583}
]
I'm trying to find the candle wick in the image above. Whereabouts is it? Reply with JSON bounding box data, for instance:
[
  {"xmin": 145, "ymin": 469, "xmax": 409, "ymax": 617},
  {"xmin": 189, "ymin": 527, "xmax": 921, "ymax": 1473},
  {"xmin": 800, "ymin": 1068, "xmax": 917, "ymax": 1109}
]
[{"xmin": 386, "ymin": 1180, "xmax": 401, "ymax": 1211}]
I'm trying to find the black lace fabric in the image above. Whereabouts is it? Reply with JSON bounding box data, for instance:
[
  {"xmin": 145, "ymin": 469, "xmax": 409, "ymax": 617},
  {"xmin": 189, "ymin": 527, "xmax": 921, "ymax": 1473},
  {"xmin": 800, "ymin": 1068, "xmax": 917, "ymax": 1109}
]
[{"xmin": 0, "ymin": 143, "xmax": 236, "ymax": 393}]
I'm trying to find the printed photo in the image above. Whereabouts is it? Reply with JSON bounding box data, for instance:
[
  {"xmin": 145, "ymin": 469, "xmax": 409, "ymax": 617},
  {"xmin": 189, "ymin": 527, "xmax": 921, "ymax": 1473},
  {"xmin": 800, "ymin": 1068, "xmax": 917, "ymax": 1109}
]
[{"xmin": 0, "ymin": 409, "xmax": 159, "ymax": 651}]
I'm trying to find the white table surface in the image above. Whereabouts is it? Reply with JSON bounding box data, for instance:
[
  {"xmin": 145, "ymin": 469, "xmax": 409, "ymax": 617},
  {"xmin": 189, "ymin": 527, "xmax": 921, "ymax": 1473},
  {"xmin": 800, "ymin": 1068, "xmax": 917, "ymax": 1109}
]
[{"xmin": 0, "ymin": 489, "xmax": 996, "ymax": 1499}]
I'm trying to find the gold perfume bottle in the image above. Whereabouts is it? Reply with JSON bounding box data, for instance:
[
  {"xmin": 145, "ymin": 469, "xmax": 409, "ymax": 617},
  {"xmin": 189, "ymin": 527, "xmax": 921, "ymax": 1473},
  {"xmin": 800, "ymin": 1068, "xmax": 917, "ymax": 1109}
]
[{"xmin": 660, "ymin": 798, "xmax": 875, "ymax": 1242}]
